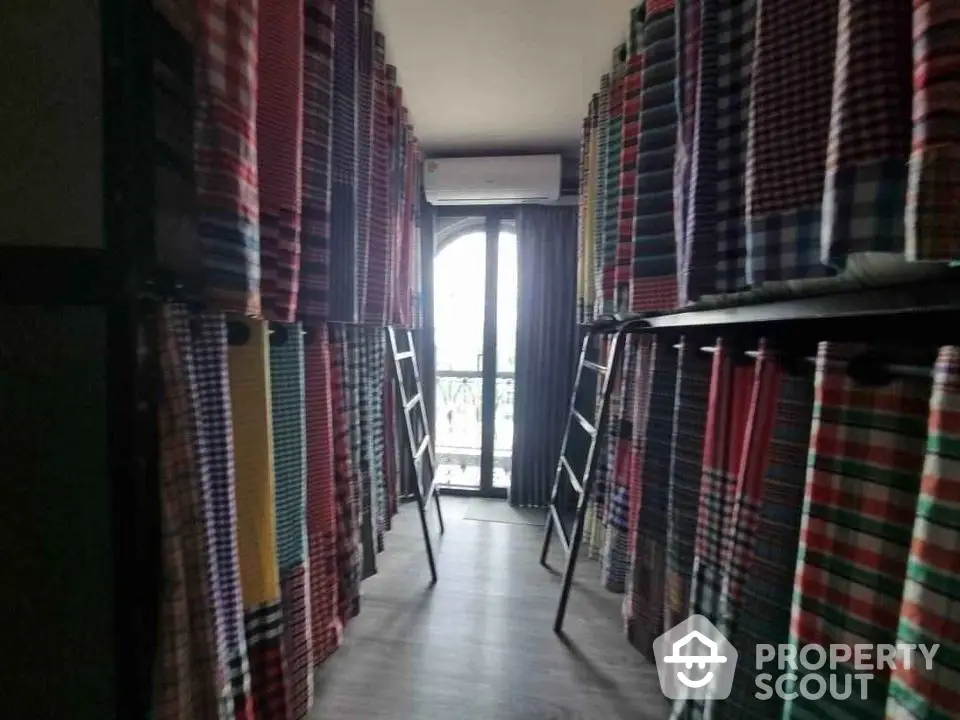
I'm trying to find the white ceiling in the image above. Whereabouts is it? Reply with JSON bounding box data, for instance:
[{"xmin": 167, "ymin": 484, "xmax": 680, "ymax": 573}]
[{"xmin": 374, "ymin": 0, "xmax": 637, "ymax": 156}]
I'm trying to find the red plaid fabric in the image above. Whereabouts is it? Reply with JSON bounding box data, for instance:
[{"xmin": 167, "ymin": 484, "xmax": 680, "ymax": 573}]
[
  {"xmin": 298, "ymin": 0, "xmax": 336, "ymax": 323},
  {"xmin": 888, "ymin": 346, "xmax": 960, "ymax": 717},
  {"xmin": 258, "ymin": 0, "xmax": 303, "ymax": 323},
  {"xmin": 244, "ymin": 602, "xmax": 288, "ymax": 720},
  {"xmin": 616, "ymin": 11, "xmax": 643, "ymax": 313},
  {"xmin": 354, "ymin": 0, "xmax": 375, "ymax": 319},
  {"xmin": 304, "ymin": 330, "xmax": 342, "ymax": 665},
  {"xmin": 155, "ymin": 305, "xmax": 220, "ymax": 720},
  {"xmin": 906, "ymin": 0, "xmax": 960, "ymax": 261},
  {"xmin": 784, "ymin": 343, "xmax": 931, "ymax": 719},
  {"xmin": 279, "ymin": 565, "xmax": 313, "ymax": 718},
  {"xmin": 329, "ymin": 326, "xmax": 361, "ymax": 623},
  {"xmin": 196, "ymin": 0, "xmax": 261, "ymax": 317},
  {"xmin": 821, "ymin": 0, "xmax": 913, "ymax": 266},
  {"xmin": 746, "ymin": 0, "xmax": 837, "ymax": 284}
]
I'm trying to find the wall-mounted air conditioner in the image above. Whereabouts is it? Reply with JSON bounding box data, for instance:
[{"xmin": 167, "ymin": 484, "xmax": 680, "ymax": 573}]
[{"xmin": 423, "ymin": 154, "xmax": 562, "ymax": 206}]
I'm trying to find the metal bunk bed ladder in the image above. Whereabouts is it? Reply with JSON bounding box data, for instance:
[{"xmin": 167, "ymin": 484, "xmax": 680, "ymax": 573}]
[
  {"xmin": 539, "ymin": 317, "xmax": 648, "ymax": 634},
  {"xmin": 387, "ymin": 326, "xmax": 445, "ymax": 584}
]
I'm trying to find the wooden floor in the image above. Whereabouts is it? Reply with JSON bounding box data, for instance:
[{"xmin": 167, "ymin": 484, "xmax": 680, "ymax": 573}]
[{"xmin": 311, "ymin": 497, "xmax": 669, "ymax": 719}]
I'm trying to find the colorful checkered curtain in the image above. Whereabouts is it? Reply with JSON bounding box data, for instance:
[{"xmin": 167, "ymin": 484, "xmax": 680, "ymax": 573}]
[
  {"xmin": 671, "ymin": 339, "xmax": 781, "ymax": 720},
  {"xmin": 195, "ymin": 0, "xmax": 261, "ymax": 317},
  {"xmin": 663, "ymin": 341, "xmax": 710, "ymax": 634},
  {"xmin": 298, "ymin": 0, "xmax": 336, "ymax": 323},
  {"xmin": 630, "ymin": 0, "xmax": 678, "ymax": 312},
  {"xmin": 783, "ymin": 343, "xmax": 931, "ymax": 720},
  {"xmin": 718, "ymin": 354, "xmax": 814, "ymax": 720},
  {"xmin": 328, "ymin": 325, "xmax": 361, "ymax": 622},
  {"xmin": 355, "ymin": 0, "xmax": 375, "ymax": 319},
  {"xmin": 594, "ymin": 77, "xmax": 611, "ymax": 317},
  {"xmin": 329, "ymin": 0, "xmax": 358, "ymax": 322},
  {"xmin": 258, "ymin": 0, "xmax": 304, "ymax": 323},
  {"xmin": 227, "ymin": 320, "xmax": 288, "ymax": 720},
  {"xmin": 601, "ymin": 335, "xmax": 651, "ymax": 592},
  {"xmin": 576, "ymin": 103, "xmax": 599, "ymax": 323},
  {"xmin": 678, "ymin": 0, "xmax": 756, "ymax": 303},
  {"xmin": 604, "ymin": 49, "xmax": 627, "ymax": 313},
  {"xmin": 906, "ymin": 1, "xmax": 960, "ymax": 261},
  {"xmin": 303, "ymin": 327, "xmax": 342, "ymax": 665},
  {"xmin": 268, "ymin": 325, "xmax": 312, "ymax": 717},
  {"xmin": 744, "ymin": 0, "xmax": 836, "ymax": 285},
  {"xmin": 820, "ymin": 0, "xmax": 913, "ymax": 268},
  {"xmin": 156, "ymin": 305, "xmax": 243, "ymax": 720},
  {"xmin": 888, "ymin": 346, "xmax": 960, "ymax": 717},
  {"xmin": 625, "ymin": 338, "xmax": 677, "ymax": 659}
]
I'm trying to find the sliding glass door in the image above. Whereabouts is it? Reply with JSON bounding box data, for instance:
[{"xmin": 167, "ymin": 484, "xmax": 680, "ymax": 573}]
[{"xmin": 432, "ymin": 211, "xmax": 517, "ymax": 496}]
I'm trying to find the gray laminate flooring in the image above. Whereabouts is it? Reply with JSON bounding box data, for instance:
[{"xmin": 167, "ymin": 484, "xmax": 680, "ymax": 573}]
[{"xmin": 311, "ymin": 497, "xmax": 669, "ymax": 720}]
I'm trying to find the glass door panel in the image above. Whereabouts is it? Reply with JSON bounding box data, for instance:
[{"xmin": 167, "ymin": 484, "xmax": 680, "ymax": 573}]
[
  {"xmin": 433, "ymin": 217, "xmax": 486, "ymax": 489},
  {"xmin": 492, "ymin": 227, "xmax": 518, "ymax": 489}
]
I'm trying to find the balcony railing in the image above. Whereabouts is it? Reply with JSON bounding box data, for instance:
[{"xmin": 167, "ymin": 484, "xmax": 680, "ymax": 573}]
[{"xmin": 434, "ymin": 370, "xmax": 513, "ymax": 489}]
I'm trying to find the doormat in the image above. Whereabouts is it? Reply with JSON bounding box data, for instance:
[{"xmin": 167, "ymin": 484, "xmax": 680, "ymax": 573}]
[{"xmin": 463, "ymin": 499, "xmax": 545, "ymax": 526}]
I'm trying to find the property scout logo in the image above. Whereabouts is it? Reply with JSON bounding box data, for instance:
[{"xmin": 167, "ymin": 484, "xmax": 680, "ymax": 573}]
[{"xmin": 653, "ymin": 615, "xmax": 940, "ymax": 702}]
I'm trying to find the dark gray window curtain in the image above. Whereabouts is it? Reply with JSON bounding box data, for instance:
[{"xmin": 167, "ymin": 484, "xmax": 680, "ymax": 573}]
[{"xmin": 510, "ymin": 205, "xmax": 579, "ymax": 507}]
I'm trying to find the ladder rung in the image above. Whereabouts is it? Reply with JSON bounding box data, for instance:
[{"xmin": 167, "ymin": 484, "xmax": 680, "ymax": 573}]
[
  {"xmin": 414, "ymin": 434, "xmax": 430, "ymax": 460},
  {"xmin": 583, "ymin": 360, "xmax": 607, "ymax": 374},
  {"xmin": 571, "ymin": 409, "xmax": 596, "ymax": 437},
  {"xmin": 549, "ymin": 505, "xmax": 570, "ymax": 556},
  {"xmin": 395, "ymin": 350, "xmax": 414, "ymax": 360},
  {"xmin": 405, "ymin": 392, "xmax": 421, "ymax": 412},
  {"xmin": 561, "ymin": 456, "xmax": 583, "ymax": 495}
]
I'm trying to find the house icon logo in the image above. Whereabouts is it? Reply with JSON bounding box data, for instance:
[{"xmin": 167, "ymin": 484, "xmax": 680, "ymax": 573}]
[{"xmin": 653, "ymin": 615, "xmax": 738, "ymax": 701}]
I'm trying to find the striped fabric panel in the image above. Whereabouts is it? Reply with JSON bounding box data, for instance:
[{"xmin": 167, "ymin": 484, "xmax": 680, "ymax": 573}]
[
  {"xmin": 269, "ymin": 324, "xmax": 308, "ymax": 573},
  {"xmin": 627, "ymin": 338, "xmax": 677, "ymax": 661},
  {"xmin": 887, "ymin": 346, "xmax": 960, "ymax": 719},
  {"xmin": 354, "ymin": 327, "xmax": 378, "ymax": 580},
  {"xmin": 279, "ymin": 565, "xmax": 313, "ymax": 719},
  {"xmin": 303, "ymin": 328, "xmax": 342, "ymax": 666},
  {"xmin": 746, "ymin": 0, "xmax": 837, "ymax": 285},
  {"xmin": 329, "ymin": 325, "xmax": 361, "ymax": 622},
  {"xmin": 363, "ymin": 33, "xmax": 391, "ymax": 325},
  {"xmin": 906, "ymin": 0, "xmax": 960, "ymax": 261},
  {"xmin": 821, "ymin": 0, "xmax": 913, "ymax": 267},
  {"xmin": 631, "ymin": 0, "xmax": 679, "ymax": 312},
  {"xmin": 673, "ymin": 0, "xmax": 699, "ymax": 302},
  {"xmin": 617, "ymin": 7, "xmax": 645, "ymax": 314},
  {"xmin": 384, "ymin": 66, "xmax": 399, "ymax": 325},
  {"xmin": 663, "ymin": 340, "xmax": 710, "ymax": 633},
  {"xmin": 577, "ymin": 114, "xmax": 590, "ymax": 323},
  {"xmin": 594, "ymin": 77, "xmax": 610, "ymax": 317},
  {"xmin": 195, "ymin": 0, "xmax": 260, "ymax": 317},
  {"xmin": 227, "ymin": 320, "xmax": 289, "ymax": 720},
  {"xmin": 192, "ymin": 313, "xmax": 253, "ymax": 718},
  {"xmin": 298, "ymin": 0, "xmax": 336, "ymax": 323},
  {"xmin": 355, "ymin": 0, "xmax": 375, "ymax": 319},
  {"xmin": 243, "ymin": 601, "xmax": 287, "ymax": 720},
  {"xmin": 155, "ymin": 304, "xmax": 220, "ymax": 720},
  {"xmin": 258, "ymin": 0, "xmax": 304, "ymax": 323},
  {"xmin": 330, "ymin": 0, "xmax": 358, "ymax": 322},
  {"xmin": 784, "ymin": 343, "xmax": 931, "ymax": 720},
  {"xmin": 365, "ymin": 329, "xmax": 388, "ymax": 550},
  {"xmin": 605, "ymin": 49, "xmax": 627, "ymax": 314},
  {"xmin": 723, "ymin": 367, "xmax": 814, "ymax": 720}
]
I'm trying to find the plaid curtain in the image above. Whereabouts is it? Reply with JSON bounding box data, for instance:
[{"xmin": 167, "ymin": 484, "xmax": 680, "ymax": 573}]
[
  {"xmin": 663, "ymin": 341, "xmax": 710, "ymax": 634},
  {"xmin": 298, "ymin": 0, "xmax": 336, "ymax": 324},
  {"xmin": 672, "ymin": 339, "xmax": 780, "ymax": 719},
  {"xmin": 268, "ymin": 324, "xmax": 312, "ymax": 717},
  {"xmin": 195, "ymin": 0, "xmax": 261, "ymax": 317},
  {"xmin": 626, "ymin": 338, "xmax": 677, "ymax": 660},
  {"xmin": 227, "ymin": 320, "xmax": 288, "ymax": 720},
  {"xmin": 630, "ymin": 0, "xmax": 679, "ymax": 312},
  {"xmin": 303, "ymin": 327, "xmax": 342, "ymax": 665},
  {"xmin": 784, "ymin": 343, "xmax": 931, "ymax": 719},
  {"xmin": 905, "ymin": 0, "xmax": 960, "ymax": 261},
  {"xmin": 720, "ymin": 356, "xmax": 815, "ymax": 720},
  {"xmin": 594, "ymin": 76, "xmax": 611, "ymax": 316},
  {"xmin": 745, "ymin": 0, "xmax": 836, "ymax": 285},
  {"xmin": 820, "ymin": 0, "xmax": 913, "ymax": 267},
  {"xmin": 155, "ymin": 304, "xmax": 224, "ymax": 720},
  {"xmin": 887, "ymin": 346, "xmax": 960, "ymax": 717},
  {"xmin": 329, "ymin": 325, "xmax": 361, "ymax": 622}
]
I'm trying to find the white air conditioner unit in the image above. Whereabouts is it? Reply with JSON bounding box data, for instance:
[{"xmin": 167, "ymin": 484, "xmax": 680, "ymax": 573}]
[{"xmin": 423, "ymin": 154, "xmax": 562, "ymax": 206}]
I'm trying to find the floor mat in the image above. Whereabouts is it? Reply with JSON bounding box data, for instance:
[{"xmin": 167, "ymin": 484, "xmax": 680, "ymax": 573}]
[{"xmin": 463, "ymin": 499, "xmax": 545, "ymax": 526}]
